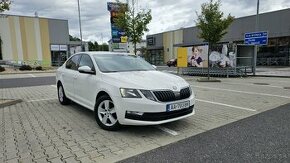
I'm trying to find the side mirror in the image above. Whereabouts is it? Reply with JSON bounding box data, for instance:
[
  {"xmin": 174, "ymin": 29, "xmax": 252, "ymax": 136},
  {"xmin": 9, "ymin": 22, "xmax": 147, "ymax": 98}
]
[
  {"xmin": 152, "ymin": 65, "xmax": 157, "ymax": 69},
  {"xmin": 78, "ymin": 66, "xmax": 95, "ymax": 74}
]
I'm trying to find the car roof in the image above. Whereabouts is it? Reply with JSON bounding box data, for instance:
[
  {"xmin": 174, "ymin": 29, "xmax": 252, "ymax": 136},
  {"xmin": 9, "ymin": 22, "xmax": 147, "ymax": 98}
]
[{"xmin": 75, "ymin": 51, "xmax": 133, "ymax": 56}]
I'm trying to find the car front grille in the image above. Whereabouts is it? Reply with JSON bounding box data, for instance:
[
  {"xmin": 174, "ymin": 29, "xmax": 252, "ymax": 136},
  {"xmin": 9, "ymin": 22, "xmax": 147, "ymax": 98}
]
[{"xmin": 153, "ymin": 87, "xmax": 191, "ymax": 102}]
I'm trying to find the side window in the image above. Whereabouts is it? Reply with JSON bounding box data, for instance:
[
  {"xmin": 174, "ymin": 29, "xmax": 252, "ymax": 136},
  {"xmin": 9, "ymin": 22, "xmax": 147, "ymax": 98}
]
[
  {"xmin": 79, "ymin": 55, "xmax": 94, "ymax": 70},
  {"xmin": 65, "ymin": 55, "xmax": 81, "ymax": 70}
]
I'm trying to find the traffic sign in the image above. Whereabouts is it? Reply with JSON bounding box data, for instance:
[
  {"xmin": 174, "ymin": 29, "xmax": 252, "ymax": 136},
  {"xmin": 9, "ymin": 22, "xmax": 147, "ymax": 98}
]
[{"xmin": 244, "ymin": 31, "xmax": 268, "ymax": 45}]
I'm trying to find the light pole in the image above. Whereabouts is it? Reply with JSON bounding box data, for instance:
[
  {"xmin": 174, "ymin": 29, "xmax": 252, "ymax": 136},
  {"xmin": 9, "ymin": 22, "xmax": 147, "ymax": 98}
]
[
  {"xmin": 253, "ymin": 0, "xmax": 259, "ymax": 75},
  {"xmin": 77, "ymin": 0, "xmax": 83, "ymax": 51}
]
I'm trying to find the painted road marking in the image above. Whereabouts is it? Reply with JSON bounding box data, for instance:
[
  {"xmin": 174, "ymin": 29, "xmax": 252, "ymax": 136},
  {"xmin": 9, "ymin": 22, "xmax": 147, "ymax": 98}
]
[
  {"xmin": 193, "ymin": 85, "xmax": 290, "ymax": 99},
  {"xmin": 29, "ymin": 74, "xmax": 36, "ymax": 78},
  {"xmin": 51, "ymin": 85, "xmax": 57, "ymax": 88},
  {"xmin": 27, "ymin": 98, "xmax": 57, "ymax": 102},
  {"xmin": 156, "ymin": 126, "xmax": 179, "ymax": 136},
  {"xmin": 196, "ymin": 99, "xmax": 257, "ymax": 112},
  {"xmin": 222, "ymin": 82, "xmax": 283, "ymax": 89}
]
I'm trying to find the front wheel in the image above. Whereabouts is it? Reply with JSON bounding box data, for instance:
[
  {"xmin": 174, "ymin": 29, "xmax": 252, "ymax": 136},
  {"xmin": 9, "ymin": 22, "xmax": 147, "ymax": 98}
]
[
  {"xmin": 58, "ymin": 83, "xmax": 70, "ymax": 105},
  {"xmin": 95, "ymin": 95, "xmax": 120, "ymax": 131}
]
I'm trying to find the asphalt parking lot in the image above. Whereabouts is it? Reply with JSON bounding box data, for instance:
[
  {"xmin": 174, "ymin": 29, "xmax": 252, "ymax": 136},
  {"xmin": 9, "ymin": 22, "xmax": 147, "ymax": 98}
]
[{"xmin": 1, "ymin": 73, "xmax": 290, "ymax": 163}]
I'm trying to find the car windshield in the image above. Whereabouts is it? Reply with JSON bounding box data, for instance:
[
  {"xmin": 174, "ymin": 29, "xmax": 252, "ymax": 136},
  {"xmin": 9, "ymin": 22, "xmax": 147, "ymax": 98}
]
[{"xmin": 93, "ymin": 54, "xmax": 155, "ymax": 73}]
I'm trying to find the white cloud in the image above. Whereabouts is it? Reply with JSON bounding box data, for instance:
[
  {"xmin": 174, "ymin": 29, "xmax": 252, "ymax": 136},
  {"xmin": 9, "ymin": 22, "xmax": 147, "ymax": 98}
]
[{"xmin": 4, "ymin": 0, "xmax": 290, "ymax": 43}]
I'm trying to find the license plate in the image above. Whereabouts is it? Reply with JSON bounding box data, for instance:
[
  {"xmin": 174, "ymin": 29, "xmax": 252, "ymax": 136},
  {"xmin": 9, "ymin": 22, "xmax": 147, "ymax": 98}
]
[{"xmin": 166, "ymin": 101, "xmax": 190, "ymax": 112}]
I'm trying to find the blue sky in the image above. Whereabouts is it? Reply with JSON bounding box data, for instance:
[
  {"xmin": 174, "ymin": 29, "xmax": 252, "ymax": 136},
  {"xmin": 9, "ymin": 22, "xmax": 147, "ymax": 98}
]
[{"xmin": 4, "ymin": 0, "xmax": 290, "ymax": 43}]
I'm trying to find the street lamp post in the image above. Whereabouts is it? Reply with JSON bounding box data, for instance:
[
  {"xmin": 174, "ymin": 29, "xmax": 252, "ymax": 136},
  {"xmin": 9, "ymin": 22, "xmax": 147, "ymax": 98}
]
[
  {"xmin": 253, "ymin": 0, "xmax": 260, "ymax": 75},
  {"xmin": 77, "ymin": 0, "xmax": 83, "ymax": 51}
]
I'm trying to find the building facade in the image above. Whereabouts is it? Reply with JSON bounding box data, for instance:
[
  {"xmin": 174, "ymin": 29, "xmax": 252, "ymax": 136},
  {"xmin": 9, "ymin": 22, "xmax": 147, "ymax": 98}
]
[
  {"xmin": 128, "ymin": 40, "xmax": 146, "ymax": 55},
  {"xmin": 0, "ymin": 14, "xmax": 69, "ymax": 66},
  {"xmin": 146, "ymin": 8, "xmax": 290, "ymax": 66}
]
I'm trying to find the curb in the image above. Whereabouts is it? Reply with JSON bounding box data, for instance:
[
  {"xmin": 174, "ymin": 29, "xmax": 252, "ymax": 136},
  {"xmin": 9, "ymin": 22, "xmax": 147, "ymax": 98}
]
[
  {"xmin": 0, "ymin": 71, "xmax": 56, "ymax": 75},
  {"xmin": 250, "ymin": 75, "xmax": 290, "ymax": 78},
  {"xmin": 0, "ymin": 99, "xmax": 22, "ymax": 108},
  {"xmin": 197, "ymin": 78, "xmax": 221, "ymax": 82}
]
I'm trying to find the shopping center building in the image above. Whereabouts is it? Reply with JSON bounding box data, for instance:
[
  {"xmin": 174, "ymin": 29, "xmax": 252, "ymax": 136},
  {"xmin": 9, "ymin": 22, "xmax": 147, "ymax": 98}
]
[
  {"xmin": 146, "ymin": 8, "xmax": 290, "ymax": 66},
  {"xmin": 0, "ymin": 14, "xmax": 70, "ymax": 66}
]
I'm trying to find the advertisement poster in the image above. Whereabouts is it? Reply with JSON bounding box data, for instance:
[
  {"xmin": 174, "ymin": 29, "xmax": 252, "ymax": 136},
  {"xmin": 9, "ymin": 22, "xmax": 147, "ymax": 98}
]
[
  {"xmin": 208, "ymin": 44, "xmax": 236, "ymax": 68},
  {"xmin": 107, "ymin": 2, "xmax": 127, "ymax": 43},
  {"xmin": 187, "ymin": 45, "xmax": 209, "ymax": 68},
  {"xmin": 177, "ymin": 48, "xmax": 188, "ymax": 67}
]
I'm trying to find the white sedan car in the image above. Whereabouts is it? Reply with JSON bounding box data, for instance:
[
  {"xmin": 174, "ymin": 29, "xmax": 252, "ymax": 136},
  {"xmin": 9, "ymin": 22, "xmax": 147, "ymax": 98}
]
[{"xmin": 56, "ymin": 52, "xmax": 195, "ymax": 130}]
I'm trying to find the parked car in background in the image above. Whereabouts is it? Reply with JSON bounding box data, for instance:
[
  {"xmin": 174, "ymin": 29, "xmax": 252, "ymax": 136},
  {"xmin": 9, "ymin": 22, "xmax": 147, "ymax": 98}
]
[
  {"xmin": 167, "ymin": 58, "xmax": 177, "ymax": 67},
  {"xmin": 56, "ymin": 52, "xmax": 195, "ymax": 130}
]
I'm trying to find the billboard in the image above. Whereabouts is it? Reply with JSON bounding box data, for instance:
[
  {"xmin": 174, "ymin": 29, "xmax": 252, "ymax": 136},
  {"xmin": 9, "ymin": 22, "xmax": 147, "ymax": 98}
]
[
  {"xmin": 107, "ymin": 2, "xmax": 127, "ymax": 43},
  {"xmin": 177, "ymin": 48, "xmax": 188, "ymax": 67},
  {"xmin": 184, "ymin": 44, "xmax": 239, "ymax": 68},
  {"xmin": 186, "ymin": 45, "xmax": 209, "ymax": 68},
  {"xmin": 208, "ymin": 44, "xmax": 237, "ymax": 68}
]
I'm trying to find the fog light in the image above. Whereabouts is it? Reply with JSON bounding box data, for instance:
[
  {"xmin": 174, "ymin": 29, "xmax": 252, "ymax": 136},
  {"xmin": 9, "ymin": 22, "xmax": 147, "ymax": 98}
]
[{"xmin": 126, "ymin": 111, "xmax": 144, "ymax": 116}]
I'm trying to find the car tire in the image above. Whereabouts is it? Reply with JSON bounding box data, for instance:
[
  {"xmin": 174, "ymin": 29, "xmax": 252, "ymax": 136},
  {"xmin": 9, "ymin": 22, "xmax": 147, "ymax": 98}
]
[
  {"xmin": 95, "ymin": 95, "xmax": 121, "ymax": 131},
  {"xmin": 57, "ymin": 83, "xmax": 70, "ymax": 105}
]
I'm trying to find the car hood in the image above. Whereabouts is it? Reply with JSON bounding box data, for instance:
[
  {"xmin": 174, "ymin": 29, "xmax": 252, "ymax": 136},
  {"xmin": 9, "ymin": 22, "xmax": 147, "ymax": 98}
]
[{"xmin": 102, "ymin": 70, "xmax": 189, "ymax": 91}]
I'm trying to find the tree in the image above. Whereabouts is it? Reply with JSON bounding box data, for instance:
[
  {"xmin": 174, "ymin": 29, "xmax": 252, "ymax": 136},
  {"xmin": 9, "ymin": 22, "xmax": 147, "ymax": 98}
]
[
  {"xmin": 69, "ymin": 35, "xmax": 81, "ymax": 41},
  {"xmin": 114, "ymin": 0, "xmax": 152, "ymax": 55},
  {"xmin": 196, "ymin": 0, "xmax": 234, "ymax": 79},
  {"xmin": 99, "ymin": 43, "xmax": 109, "ymax": 51},
  {"xmin": 88, "ymin": 41, "xmax": 99, "ymax": 51},
  {"xmin": 0, "ymin": 0, "xmax": 11, "ymax": 13}
]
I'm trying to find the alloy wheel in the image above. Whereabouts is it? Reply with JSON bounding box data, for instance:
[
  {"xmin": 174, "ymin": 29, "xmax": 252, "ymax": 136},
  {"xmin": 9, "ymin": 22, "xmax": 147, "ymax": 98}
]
[{"xmin": 97, "ymin": 100, "xmax": 117, "ymax": 126}]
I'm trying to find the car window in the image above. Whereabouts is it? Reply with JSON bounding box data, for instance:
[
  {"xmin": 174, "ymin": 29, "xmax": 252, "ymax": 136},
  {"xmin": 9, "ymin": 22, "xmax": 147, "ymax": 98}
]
[
  {"xmin": 65, "ymin": 55, "xmax": 81, "ymax": 70},
  {"xmin": 79, "ymin": 54, "xmax": 94, "ymax": 70}
]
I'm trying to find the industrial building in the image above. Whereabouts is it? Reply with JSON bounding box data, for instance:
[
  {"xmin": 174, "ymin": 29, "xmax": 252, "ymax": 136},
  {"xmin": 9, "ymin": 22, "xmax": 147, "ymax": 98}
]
[
  {"xmin": 146, "ymin": 8, "xmax": 290, "ymax": 66},
  {"xmin": 0, "ymin": 14, "xmax": 70, "ymax": 66}
]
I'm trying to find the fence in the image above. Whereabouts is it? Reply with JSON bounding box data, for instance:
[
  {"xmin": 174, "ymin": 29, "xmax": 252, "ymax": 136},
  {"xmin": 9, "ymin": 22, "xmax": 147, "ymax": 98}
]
[{"xmin": 181, "ymin": 66, "xmax": 251, "ymax": 77}]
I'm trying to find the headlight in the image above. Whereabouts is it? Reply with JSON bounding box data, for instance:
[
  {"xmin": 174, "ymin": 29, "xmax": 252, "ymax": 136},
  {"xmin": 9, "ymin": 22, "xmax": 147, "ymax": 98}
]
[
  {"xmin": 140, "ymin": 90, "xmax": 157, "ymax": 101},
  {"xmin": 189, "ymin": 86, "xmax": 192, "ymax": 95},
  {"xmin": 120, "ymin": 88, "xmax": 142, "ymax": 98}
]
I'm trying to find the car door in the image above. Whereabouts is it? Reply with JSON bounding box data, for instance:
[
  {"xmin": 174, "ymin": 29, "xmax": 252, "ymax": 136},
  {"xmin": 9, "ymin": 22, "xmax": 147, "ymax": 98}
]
[
  {"xmin": 74, "ymin": 54, "xmax": 97, "ymax": 109},
  {"xmin": 62, "ymin": 54, "xmax": 81, "ymax": 99}
]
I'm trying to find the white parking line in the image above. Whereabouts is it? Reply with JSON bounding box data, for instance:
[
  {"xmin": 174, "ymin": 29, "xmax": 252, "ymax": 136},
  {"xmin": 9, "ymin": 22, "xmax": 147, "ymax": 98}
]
[
  {"xmin": 196, "ymin": 99, "xmax": 257, "ymax": 112},
  {"xmin": 51, "ymin": 85, "xmax": 57, "ymax": 88},
  {"xmin": 156, "ymin": 126, "xmax": 179, "ymax": 136},
  {"xmin": 222, "ymin": 82, "xmax": 283, "ymax": 89},
  {"xmin": 193, "ymin": 85, "xmax": 290, "ymax": 99},
  {"xmin": 27, "ymin": 98, "xmax": 57, "ymax": 102},
  {"xmin": 29, "ymin": 74, "xmax": 36, "ymax": 78}
]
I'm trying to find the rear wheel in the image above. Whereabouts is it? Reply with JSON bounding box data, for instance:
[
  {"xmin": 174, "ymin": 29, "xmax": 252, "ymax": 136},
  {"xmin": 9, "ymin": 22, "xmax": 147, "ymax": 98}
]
[
  {"xmin": 58, "ymin": 83, "xmax": 70, "ymax": 105},
  {"xmin": 95, "ymin": 95, "xmax": 120, "ymax": 130}
]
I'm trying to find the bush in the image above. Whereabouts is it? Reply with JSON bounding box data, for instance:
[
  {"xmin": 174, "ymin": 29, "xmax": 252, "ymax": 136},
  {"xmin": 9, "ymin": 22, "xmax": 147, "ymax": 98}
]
[
  {"xmin": 19, "ymin": 65, "xmax": 32, "ymax": 71},
  {"xmin": 0, "ymin": 65, "xmax": 5, "ymax": 72},
  {"xmin": 35, "ymin": 66, "xmax": 43, "ymax": 71}
]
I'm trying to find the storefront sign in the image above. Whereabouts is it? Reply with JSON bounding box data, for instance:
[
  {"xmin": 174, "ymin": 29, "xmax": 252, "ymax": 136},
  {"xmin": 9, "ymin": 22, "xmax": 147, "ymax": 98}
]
[
  {"xmin": 60, "ymin": 45, "xmax": 68, "ymax": 51},
  {"xmin": 147, "ymin": 37, "xmax": 155, "ymax": 46},
  {"xmin": 50, "ymin": 45, "xmax": 60, "ymax": 51}
]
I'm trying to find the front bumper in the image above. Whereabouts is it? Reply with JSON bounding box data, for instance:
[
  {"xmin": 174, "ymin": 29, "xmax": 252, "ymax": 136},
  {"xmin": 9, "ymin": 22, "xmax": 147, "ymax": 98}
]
[
  {"xmin": 113, "ymin": 94, "xmax": 195, "ymax": 125},
  {"xmin": 125, "ymin": 105, "xmax": 194, "ymax": 121}
]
